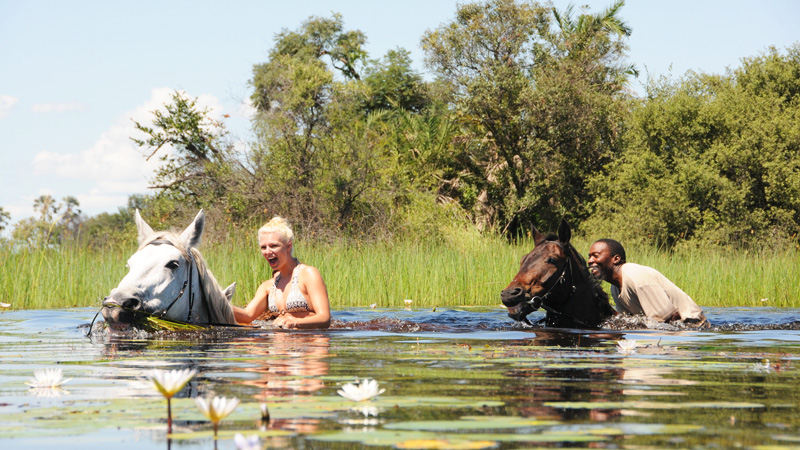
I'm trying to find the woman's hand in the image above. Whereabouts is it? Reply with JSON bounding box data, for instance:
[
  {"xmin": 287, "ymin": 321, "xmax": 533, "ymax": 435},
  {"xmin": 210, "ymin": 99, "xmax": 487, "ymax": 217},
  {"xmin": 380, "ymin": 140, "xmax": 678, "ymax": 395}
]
[{"xmin": 272, "ymin": 314, "xmax": 299, "ymax": 329}]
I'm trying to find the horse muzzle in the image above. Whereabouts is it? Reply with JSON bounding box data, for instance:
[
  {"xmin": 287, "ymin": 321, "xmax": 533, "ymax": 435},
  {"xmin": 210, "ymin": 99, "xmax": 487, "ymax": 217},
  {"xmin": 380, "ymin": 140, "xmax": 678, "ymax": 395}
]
[
  {"xmin": 501, "ymin": 287, "xmax": 540, "ymax": 321},
  {"xmin": 101, "ymin": 295, "xmax": 144, "ymax": 330}
]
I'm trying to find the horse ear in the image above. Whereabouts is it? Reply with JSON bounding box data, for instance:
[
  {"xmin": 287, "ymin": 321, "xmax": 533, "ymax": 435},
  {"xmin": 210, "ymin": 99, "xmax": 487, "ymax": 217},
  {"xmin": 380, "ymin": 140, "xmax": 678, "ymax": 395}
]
[
  {"xmin": 557, "ymin": 219, "xmax": 571, "ymax": 244},
  {"xmin": 181, "ymin": 209, "xmax": 205, "ymax": 249},
  {"xmin": 135, "ymin": 209, "xmax": 155, "ymax": 246},
  {"xmin": 223, "ymin": 282, "xmax": 236, "ymax": 302},
  {"xmin": 531, "ymin": 223, "xmax": 546, "ymax": 246}
]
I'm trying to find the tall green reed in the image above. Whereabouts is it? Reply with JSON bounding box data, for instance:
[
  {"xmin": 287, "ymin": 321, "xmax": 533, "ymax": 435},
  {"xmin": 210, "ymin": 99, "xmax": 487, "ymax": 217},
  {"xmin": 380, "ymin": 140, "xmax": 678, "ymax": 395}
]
[{"xmin": 2, "ymin": 233, "xmax": 798, "ymax": 310}]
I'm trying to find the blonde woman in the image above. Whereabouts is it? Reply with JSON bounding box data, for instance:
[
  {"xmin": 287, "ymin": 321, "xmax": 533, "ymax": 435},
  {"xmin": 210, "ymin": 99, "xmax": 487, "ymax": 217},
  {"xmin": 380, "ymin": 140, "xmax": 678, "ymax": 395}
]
[{"xmin": 233, "ymin": 217, "xmax": 331, "ymax": 329}]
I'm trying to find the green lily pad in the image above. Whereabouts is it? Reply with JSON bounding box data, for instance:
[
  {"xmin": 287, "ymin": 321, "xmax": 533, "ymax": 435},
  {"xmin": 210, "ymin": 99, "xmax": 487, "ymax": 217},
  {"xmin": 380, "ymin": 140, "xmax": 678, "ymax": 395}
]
[
  {"xmin": 168, "ymin": 428, "xmax": 294, "ymax": 440},
  {"xmin": 384, "ymin": 416, "xmax": 560, "ymax": 431},
  {"xmin": 545, "ymin": 401, "xmax": 764, "ymax": 410}
]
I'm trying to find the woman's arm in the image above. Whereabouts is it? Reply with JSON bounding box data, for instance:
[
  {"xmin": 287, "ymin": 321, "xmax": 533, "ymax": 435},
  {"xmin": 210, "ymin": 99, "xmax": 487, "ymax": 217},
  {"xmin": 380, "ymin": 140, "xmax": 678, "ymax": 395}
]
[
  {"xmin": 233, "ymin": 280, "xmax": 271, "ymax": 324},
  {"xmin": 274, "ymin": 265, "xmax": 330, "ymax": 329}
]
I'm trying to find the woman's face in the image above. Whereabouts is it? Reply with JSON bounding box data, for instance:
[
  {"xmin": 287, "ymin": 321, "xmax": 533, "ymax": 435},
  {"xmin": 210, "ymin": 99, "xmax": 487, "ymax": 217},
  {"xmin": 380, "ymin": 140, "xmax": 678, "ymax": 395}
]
[{"xmin": 259, "ymin": 232, "xmax": 291, "ymax": 270}]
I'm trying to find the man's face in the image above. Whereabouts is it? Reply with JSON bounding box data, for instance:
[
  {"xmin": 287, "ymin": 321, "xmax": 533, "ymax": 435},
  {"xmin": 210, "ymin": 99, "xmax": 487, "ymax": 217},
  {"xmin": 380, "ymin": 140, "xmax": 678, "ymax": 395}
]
[{"xmin": 587, "ymin": 242, "xmax": 618, "ymax": 282}]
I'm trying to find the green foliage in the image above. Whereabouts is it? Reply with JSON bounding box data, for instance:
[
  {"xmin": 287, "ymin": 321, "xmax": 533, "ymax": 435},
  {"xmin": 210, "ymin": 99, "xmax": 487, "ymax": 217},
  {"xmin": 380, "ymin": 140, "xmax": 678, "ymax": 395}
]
[
  {"xmin": 11, "ymin": 195, "xmax": 84, "ymax": 247},
  {"xmin": 585, "ymin": 44, "xmax": 800, "ymax": 249},
  {"xmin": 421, "ymin": 0, "xmax": 635, "ymax": 234},
  {"xmin": 0, "ymin": 206, "xmax": 10, "ymax": 234},
  {"xmin": 362, "ymin": 48, "xmax": 430, "ymax": 113},
  {"xmin": 52, "ymin": 3, "xmax": 799, "ymax": 253},
  {"xmin": 131, "ymin": 90, "xmax": 257, "ymax": 226}
]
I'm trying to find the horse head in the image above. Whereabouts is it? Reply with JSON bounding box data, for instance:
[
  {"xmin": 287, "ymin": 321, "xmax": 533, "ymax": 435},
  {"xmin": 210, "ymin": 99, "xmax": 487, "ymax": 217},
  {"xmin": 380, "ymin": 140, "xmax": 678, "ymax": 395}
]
[
  {"xmin": 101, "ymin": 210, "xmax": 236, "ymax": 331},
  {"xmin": 501, "ymin": 220, "xmax": 614, "ymax": 328}
]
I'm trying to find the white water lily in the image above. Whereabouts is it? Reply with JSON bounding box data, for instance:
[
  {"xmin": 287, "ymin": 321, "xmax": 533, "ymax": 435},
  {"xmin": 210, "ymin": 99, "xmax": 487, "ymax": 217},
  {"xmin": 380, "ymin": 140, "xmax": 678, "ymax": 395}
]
[
  {"xmin": 147, "ymin": 368, "xmax": 196, "ymax": 433},
  {"xmin": 370, "ymin": 303, "xmax": 377, "ymax": 309},
  {"xmin": 260, "ymin": 402, "xmax": 270, "ymax": 421},
  {"xmin": 337, "ymin": 378, "xmax": 385, "ymax": 402},
  {"xmin": 0, "ymin": 302, "xmax": 10, "ymax": 308},
  {"xmin": 234, "ymin": 433, "xmax": 261, "ymax": 450},
  {"xmin": 751, "ymin": 359, "xmax": 772, "ymax": 373},
  {"xmin": 25, "ymin": 368, "xmax": 71, "ymax": 388},
  {"xmin": 616, "ymin": 339, "xmax": 638, "ymax": 354},
  {"xmin": 195, "ymin": 395, "xmax": 240, "ymax": 429},
  {"xmin": 148, "ymin": 368, "xmax": 196, "ymax": 399},
  {"xmin": 404, "ymin": 299, "xmax": 413, "ymax": 306}
]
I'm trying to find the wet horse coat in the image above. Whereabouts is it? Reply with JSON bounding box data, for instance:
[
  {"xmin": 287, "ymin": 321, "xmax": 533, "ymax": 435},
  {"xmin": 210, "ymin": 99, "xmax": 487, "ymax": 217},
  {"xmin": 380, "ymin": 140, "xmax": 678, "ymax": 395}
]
[
  {"xmin": 101, "ymin": 210, "xmax": 236, "ymax": 330},
  {"xmin": 500, "ymin": 220, "xmax": 615, "ymax": 328}
]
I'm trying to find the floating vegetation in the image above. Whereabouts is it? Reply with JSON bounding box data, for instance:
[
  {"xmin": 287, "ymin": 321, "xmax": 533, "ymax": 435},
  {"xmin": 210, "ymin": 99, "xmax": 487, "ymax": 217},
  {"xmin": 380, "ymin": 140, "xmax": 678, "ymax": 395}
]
[{"xmin": 6, "ymin": 308, "xmax": 800, "ymax": 449}]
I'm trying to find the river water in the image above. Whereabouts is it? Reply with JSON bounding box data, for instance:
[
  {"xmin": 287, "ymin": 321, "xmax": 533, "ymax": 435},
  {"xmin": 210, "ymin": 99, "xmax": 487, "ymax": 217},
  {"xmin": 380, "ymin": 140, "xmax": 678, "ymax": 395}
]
[{"xmin": 2, "ymin": 306, "xmax": 800, "ymax": 449}]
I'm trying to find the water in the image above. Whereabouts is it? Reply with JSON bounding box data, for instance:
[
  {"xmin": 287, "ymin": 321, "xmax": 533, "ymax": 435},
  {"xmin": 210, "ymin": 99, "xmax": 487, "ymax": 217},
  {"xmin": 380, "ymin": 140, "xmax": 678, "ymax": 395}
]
[{"xmin": 2, "ymin": 307, "xmax": 800, "ymax": 449}]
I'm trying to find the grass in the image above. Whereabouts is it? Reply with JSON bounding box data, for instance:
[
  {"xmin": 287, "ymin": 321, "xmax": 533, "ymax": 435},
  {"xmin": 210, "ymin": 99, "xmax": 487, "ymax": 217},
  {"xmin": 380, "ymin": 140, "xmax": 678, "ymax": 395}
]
[{"xmin": 1, "ymin": 232, "xmax": 798, "ymax": 311}]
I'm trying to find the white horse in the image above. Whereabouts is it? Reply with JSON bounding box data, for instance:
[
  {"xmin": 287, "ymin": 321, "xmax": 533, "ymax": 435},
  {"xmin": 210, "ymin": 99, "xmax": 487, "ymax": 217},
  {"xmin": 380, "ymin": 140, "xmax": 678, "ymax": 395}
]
[{"xmin": 101, "ymin": 210, "xmax": 237, "ymax": 331}]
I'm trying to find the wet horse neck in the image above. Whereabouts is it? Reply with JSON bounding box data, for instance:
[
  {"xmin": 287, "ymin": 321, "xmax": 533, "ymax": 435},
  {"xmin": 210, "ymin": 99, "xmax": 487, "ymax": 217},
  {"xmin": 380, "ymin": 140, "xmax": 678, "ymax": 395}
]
[
  {"xmin": 162, "ymin": 260, "xmax": 206, "ymax": 323},
  {"xmin": 544, "ymin": 256, "xmax": 607, "ymax": 328}
]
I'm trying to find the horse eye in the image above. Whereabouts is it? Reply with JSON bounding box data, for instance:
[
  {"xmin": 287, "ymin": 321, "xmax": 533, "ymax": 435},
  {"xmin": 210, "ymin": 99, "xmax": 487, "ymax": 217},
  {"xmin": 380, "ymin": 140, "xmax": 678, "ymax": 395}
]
[
  {"xmin": 546, "ymin": 257, "xmax": 558, "ymax": 265},
  {"xmin": 166, "ymin": 260, "xmax": 180, "ymax": 270}
]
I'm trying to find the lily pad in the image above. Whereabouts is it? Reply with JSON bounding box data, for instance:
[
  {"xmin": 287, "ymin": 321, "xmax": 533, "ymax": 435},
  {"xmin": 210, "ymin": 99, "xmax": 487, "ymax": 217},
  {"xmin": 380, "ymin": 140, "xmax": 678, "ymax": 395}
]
[
  {"xmin": 384, "ymin": 416, "xmax": 560, "ymax": 431},
  {"xmin": 545, "ymin": 400, "xmax": 765, "ymax": 410},
  {"xmin": 395, "ymin": 438, "xmax": 498, "ymax": 449}
]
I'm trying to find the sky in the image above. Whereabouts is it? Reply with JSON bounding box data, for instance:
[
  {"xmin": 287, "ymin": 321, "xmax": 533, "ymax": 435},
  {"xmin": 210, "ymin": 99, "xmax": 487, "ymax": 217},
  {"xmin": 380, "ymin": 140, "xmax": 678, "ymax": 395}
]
[{"xmin": 2, "ymin": 0, "xmax": 799, "ymax": 230}]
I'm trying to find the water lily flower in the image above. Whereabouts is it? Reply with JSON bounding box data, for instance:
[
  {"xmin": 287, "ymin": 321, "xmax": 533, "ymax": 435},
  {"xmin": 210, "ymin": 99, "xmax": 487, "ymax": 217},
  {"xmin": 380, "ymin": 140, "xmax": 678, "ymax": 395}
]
[
  {"xmin": 404, "ymin": 299, "xmax": 413, "ymax": 306},
  {"xmin": 337, "ymin": 378, "xmax": 385, "ymax": 402},
  {"xmin": 25, "ymin": 368, "xmax": 71, "ymax": 388},
  {"xmin": 369, "ymin": 303, "xmax": 377, "ymax": 309},
  {"xmin": 616, "ymin": 339, "xmax": 638, "ymax": 354},
  {"xmin": 195, "ymin": 395, "xmax": 240, "ymax": 438},
  {"xmin": 234, "ymin": 433, "xmax": 261, "ymax": 450},
  {"xmin": 148, "ymin": 368, "xmax": 197, "ymax": 399},
  {"xmin": 260, "ymin": 402, "xmax": 270, "ymax": 422},
  {"xmin": 147, "ymin": 368, "xmax": 196, "ymax": 433},
  {"xmin": 751, "ymin": 359, "xmax": 772, "ymax": 373},
  {"xmin": 0, "ymin": 302, "xmax": 10, "ymax": 308}
]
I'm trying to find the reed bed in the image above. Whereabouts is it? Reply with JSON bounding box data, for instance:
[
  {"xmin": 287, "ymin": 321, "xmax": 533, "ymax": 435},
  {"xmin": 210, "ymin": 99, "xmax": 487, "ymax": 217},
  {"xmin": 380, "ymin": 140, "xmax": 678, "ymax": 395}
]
[{"xmin": 2, "ymin": 233, "xmax": 798, "ymax": 310}]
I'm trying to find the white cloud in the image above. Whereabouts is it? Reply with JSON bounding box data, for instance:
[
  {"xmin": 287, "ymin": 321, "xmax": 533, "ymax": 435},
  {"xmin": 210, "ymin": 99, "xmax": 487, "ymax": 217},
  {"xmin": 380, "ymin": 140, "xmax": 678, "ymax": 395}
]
[
  {"xmin": 31, "ymin": 102, "xmax": 87, "ymax": 113},
  {"xmin": 0, "ymin": 95, "xmax": 18, "ymax": 120},
  {"xmin": 30, "ymin": 88, "xmax": 226, "ymax": 212}
]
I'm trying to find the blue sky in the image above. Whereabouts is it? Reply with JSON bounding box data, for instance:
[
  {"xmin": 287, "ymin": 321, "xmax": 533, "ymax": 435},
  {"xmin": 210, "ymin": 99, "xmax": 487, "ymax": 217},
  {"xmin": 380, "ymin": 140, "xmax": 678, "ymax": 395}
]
[{"xmin": 2, "ymin": 0, "xmax": 799, "ymax": 228}]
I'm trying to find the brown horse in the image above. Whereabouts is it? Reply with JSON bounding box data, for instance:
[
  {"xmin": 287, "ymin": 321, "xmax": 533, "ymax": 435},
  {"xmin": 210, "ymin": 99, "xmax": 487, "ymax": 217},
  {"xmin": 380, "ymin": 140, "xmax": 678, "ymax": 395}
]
[{"xmin": 501, "ymin": 220, "xmax": 615, "ymax": 329}]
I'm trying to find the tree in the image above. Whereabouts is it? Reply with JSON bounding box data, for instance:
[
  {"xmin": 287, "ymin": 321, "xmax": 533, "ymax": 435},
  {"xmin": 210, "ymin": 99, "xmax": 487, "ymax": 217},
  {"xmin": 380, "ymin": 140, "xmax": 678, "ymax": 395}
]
[
  {"xmin": 132, "ymin": 90, "xmax": 256, "ymax": 223},
  {"xmin": 585, "ymin": 44, "xmax": 800, "ymax": 248},
  {"xmin": 422, "ymin": 0, "xmax": 636, "ymax": 234},
  {"xmin": 0, "ymin": 207, "xmax": 10, "ymax": 234},
  {"xmin": 249, "ymin": 13, "xmax": 447, "ymax": 238},
  {"xmin": 11, "ymin": 195, "xmax": 85, "ymax": 246},
  {"xmin": 362, "ymin": 48, "xmax": 430, "ymax": 113}
]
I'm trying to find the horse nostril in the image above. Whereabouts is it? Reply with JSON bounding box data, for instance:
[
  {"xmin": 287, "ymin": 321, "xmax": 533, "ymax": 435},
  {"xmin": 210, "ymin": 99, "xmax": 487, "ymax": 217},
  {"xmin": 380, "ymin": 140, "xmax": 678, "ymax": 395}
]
[
  {"xmin": 501, "ymin": 287, "xmax": 523, "ymax": 304},
  {"xmin": 121, "ymin": 298, "xmax": 142, "ymax": 310}
]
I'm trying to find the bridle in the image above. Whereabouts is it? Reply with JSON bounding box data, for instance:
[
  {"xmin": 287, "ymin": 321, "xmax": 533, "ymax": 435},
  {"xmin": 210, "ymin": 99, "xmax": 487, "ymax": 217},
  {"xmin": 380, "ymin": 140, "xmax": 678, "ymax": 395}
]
[
  {"xmin": 524, "ymin": 242, "xmax": 594, "ymax": 328},
  {"xmin": 148, "ymin": 238, "xmax": 214, "ymax": 323}
]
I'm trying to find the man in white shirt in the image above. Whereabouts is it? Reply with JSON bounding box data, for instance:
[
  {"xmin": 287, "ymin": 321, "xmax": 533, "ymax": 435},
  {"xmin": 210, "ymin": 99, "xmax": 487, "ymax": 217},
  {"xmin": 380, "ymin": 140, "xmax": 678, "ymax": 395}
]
[{"xmin": 588, "ymin": 239, "xmax": 708, "ymax": 326}]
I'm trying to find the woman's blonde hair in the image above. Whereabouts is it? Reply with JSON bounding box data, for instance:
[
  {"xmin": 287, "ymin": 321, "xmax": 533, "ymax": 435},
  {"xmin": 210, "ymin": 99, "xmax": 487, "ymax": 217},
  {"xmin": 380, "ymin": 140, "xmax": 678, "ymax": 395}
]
[{"xmin": 258, "ymin": 216, "xmax": 294, "ymax": 244}]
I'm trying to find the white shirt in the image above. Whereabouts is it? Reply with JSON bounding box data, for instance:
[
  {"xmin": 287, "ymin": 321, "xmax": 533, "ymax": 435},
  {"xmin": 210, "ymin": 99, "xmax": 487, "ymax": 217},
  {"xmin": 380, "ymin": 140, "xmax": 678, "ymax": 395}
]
[{"xmin": 610, "ymin": 263, "xmax": 704, "ymax": 321}]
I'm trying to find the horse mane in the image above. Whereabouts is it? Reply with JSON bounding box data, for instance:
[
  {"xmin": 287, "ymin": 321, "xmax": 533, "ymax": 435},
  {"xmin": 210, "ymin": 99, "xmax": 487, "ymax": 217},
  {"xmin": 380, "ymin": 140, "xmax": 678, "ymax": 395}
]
[
  {"xmin": 140, "ymin": 231, "xmax": 235, "ymax": 324},
  {"xmin": 190, "ymin": 248, "xmax": 236, "ymax": 324},
  {"xmin": 563, "ymin": 241, "xmax": 615, "ymax": 317}
]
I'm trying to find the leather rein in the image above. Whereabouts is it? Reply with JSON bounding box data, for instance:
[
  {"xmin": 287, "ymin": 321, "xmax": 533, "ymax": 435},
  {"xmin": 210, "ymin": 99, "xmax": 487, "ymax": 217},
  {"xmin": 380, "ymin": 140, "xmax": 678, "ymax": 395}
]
[{"xmin": 149, "ymin": 239, "xmax": 211, "ymax": 323}]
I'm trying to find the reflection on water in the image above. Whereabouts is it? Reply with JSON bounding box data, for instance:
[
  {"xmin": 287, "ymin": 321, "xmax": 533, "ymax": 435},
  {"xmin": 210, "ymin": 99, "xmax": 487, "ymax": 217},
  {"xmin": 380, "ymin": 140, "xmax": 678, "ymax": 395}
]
[
  {"xmin": 2, "ymin": 307, "xmax": 800, "ymax": 449},
  {"xmin": 239, "ymin": 332, "xmax": 330, "ymax": 435}
]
